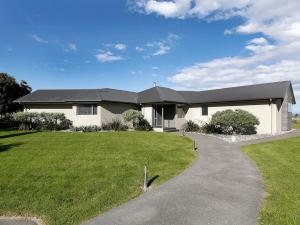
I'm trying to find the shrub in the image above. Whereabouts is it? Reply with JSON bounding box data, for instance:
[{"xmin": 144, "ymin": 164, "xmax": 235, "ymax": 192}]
[
  {"xmin": 183, "ymin": 120, "xmax": 201, "ymax": 132},
  {"xmin": 201, "ymin": 122, "xmax": 219, "ymax": 134},
  {"xmin": 122, "ymin": 109, "xmax": 152, "ymax": 131},
  {"xmin": 101, "ymin": 119, "xmax": 128, "ymax": 131},
  {"xmin": 122, "ymin": 109, "xmax": 143, "ymax": 124},
  {"xmin": 12, "ymin": 112, "xmax": 72, "ymax": 131},
  {"xmin": 12, "ymin": 112, "xmax": 40, "ymax": 130},
  {"xmin": 0, "ymin": 114, "xmax": 18, "ymax": 129},
  {"xmin": 71, "ymin": 125, "xmax": 101, "ymax": 132},
  {"xmin": 209, "ymin": 109, "xmax": 259, "ymax": 135},
  {"xmin": 134, "ymin": 118, "xmax": 153, "ymax": 131}
]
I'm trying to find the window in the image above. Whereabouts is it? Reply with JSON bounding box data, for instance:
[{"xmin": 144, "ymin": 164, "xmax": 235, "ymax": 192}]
[
  {"xmin": 202, "ymin": 105, "xmax": 208, "ymax": 116},
  {"xmin": 177, "ymin": 106, "xmax": 186, "ymax": 118},
  {"xmin": 288, "ymin": 102, "xmax": 293, "ymax": 113},
  {"xmin": 77, "ymin": 104, "xmax": 97, "ymax": 115}
]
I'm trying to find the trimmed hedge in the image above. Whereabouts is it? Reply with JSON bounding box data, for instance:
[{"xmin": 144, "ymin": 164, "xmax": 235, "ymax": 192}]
[
  {"xmin": 209, "ymin": 109, "xmax": 260, "ymax": 135},
  {"xmin": 12, "ymin": 112, "xmax": 72, "ymax": 131}
]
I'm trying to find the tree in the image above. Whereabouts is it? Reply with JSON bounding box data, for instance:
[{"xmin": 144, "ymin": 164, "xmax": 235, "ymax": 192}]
[{"xmin": 0, "ymin": 73, "xmax": 32, "ymax": 117}]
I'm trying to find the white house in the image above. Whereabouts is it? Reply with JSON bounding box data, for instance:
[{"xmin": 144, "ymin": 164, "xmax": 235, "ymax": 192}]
[{"xmin": 15, "ymin": 81, "xmax": 296, "ymax": 134}]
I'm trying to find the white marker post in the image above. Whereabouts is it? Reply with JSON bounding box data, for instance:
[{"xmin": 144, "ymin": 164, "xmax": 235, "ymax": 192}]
[{"xmin": 143, "ymin": 165, "xmax": 147, "ymax": 192}]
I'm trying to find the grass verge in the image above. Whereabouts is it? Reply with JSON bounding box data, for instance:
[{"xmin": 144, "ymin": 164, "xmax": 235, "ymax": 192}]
[
  {"xmin": 0, "ymin": 130, "xmax": 196, "ymax": 225},
  {"xmin": 242, "ymin": 137, "xmax": 300, "ymax": 225}
]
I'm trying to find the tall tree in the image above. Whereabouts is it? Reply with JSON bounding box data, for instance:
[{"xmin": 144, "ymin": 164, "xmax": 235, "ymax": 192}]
[{"xmin": 0, "ymin": 73, "xmax": 32, "ymax": 116}]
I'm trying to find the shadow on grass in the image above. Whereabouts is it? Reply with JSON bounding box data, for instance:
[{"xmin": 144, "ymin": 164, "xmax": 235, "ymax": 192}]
[
  {"xmin": 0, "ymin": 142, "xmax": 23, "ymax": 153},
  {"xmin": 0, "ymin": 131, "xmax": 37, "ymax": 139},
  {"xmin": 147, "ymin": 175, "xmax": 159, "ymax": 187}
]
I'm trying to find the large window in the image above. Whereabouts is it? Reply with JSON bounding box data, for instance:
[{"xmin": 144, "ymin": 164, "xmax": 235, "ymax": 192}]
[
  {"xmin": 202, "ymin": 105, "xmax": 208, "ymax": 116},
  {"xmin": 77, "ymin": 104, "xmax": 97, "ymax": 115},
  {"xmin": 288, "ymin": 102, "xmax": 293, "ymax": 113}
]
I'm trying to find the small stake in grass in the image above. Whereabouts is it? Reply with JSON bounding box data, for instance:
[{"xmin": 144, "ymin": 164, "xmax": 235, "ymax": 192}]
[
  {"xmin": 143, "ymin": 165, "xmax": 148, "ymax": 192},
  {"xmin": 193, "ymin": 140, "xmax": 197, "ymax": 151}
]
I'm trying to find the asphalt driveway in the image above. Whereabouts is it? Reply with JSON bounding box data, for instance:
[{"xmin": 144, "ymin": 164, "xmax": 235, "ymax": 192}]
[{"xmin": 82, "ymin": 133, "xmax": 264, "ymax": 225}]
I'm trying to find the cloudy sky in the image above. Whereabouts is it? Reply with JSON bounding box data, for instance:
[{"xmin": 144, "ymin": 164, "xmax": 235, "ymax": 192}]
[{"xmin": 0, "ymin": 0, "xmax": 299, "ymax": 112}]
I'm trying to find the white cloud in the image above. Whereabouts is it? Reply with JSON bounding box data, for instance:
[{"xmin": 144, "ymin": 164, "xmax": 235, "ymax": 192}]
[
  {"xmin": 129, "ymin": 0, "xmax": 250, "ymax": 19},
  {"xmin": 95, "ymin": 51, "xmax": 124, "ymax": 62},
  {"xmin": 68, "ymin": 43, "xmax": 77, "ymax": 51},
  {"xmin": 169, "ymin": 40, "xmax": 300, "ymax": 90},
  {"xmin": 152, "ymin": 66, "xmax": 159, "ymax": 70},
  {"xmin": 29, "ymin": 34, "xmax": 48, "ymax": 44},
  {"xmin": 115, "ymin": 43, "xmax": 127, "ymax": 50},
  {"xmin": 130, "ymin": 1, "xmax": 300, "ymax": 106},
  {"xmin": 62, "ymin": 43, "xmax": 77, "ymax": 52},
  {"xmin": 136, "ymin": 46, "xmax": 145, "ymax": 52},
  {"xmin": 141, "ymin": 33, "xmax": 180, "ymax": 57},
  {"xmin": 153, "ymin": 45, "xmax": 171, "ymax": 56},
  {"xmin": 248, "ymin": 37, "xmax": 268, "ymax": 45}
]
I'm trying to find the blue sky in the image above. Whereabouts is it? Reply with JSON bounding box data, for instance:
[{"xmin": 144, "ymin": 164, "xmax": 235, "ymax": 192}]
[{"xmin": 0, "ymin": 0, "xmax": 299, "ymax": 112}]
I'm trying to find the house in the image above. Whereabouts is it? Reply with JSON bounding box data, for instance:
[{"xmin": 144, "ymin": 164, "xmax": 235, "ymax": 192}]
[{"xmin": 15, "ymin": 81, "xmax": 296, "ymax": 134}]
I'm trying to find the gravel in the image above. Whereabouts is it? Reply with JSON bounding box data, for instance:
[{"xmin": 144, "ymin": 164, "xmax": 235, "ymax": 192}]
[{"xmin": 186, "ymin": 130, "xmax": 295, "ymax": 143}]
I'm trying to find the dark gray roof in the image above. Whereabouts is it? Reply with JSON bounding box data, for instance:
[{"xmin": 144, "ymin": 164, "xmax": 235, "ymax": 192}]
[
  {"xmin": 179, "ymin": 81, "xmax": 295, "ymax": 104},
  {"xmin": 14, "ymin": 81, "xmax": 295, "ymax": 104},
  {"xmin": 15, "ymin": 88, "xmax": 138, "ymax": 104},
  {"xmin": 138, "ymin": 86, "xmax": 186, "ymax": 103}
]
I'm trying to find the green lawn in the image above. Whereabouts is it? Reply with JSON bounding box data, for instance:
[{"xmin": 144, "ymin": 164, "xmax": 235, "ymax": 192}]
[
  {"xmin": 242, "ymin": 137, "xmax": 300, "ymax": 225},
  {"xmin": 292, "ymin": 123, "xmax": 300, "ymax": 129},
  {"xmin": 0, "ymin": 130, "xmax": 196, "ymax": 225}
]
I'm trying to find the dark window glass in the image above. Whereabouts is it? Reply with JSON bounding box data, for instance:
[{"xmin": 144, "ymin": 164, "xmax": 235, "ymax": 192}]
[
  {"xmin": 177, "ymin": 106, "xmax": 185, "ymax": 118},
  {"xmin": 77, "ymin": 104, "xmax": 97, "ymax": 115},
  {"xmin": 202, "ymin": 105, "xmax": 208, "ymax": 116}
]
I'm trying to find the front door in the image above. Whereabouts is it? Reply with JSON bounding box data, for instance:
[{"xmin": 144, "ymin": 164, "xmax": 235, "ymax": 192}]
[
  {"xmin": 153, "ymin": 105, "xmax": 162, "ymax": 127},
  {"xmin": 164, "ymin": 105, "xmax": 176, "ymax": 128}
]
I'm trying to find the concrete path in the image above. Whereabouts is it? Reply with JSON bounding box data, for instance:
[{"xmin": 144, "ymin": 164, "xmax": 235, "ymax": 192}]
[
  {"xmin": 82, "ymin": 133, "xmax": 264, "ymax": 225},
  {"xmin": 0, "ymin": 218, "xmax": 39, "ymax": 225}
]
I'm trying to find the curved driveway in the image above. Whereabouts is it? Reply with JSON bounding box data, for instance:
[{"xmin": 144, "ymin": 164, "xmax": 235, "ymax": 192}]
[{"xmin": 82, "ymin": 133, "xmax": 264, "ymax": 225}]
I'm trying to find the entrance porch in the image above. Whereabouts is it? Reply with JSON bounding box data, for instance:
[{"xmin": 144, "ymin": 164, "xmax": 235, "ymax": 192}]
[{"xmin": 152, "ymin": 104, "xmax": 177, "ymax": 131}]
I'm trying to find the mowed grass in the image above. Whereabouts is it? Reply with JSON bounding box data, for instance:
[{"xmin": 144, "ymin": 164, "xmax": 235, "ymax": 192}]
[
  {"xmin": 0, "ymin": 131, "xmax": 196, "ymax": 225},
  {"xmin": 292, "ymin": 122, "xmax": 300, "ymax": 129},
  {"xmin": 242, "ymin": 137, "xmax": 300, "ymax": 225}
]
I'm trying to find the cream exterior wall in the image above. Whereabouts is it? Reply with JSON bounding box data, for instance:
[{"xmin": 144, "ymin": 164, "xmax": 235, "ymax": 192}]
[
  {"xmin": 72, "ymin": 105, "xmax": 101, "ymax": 127},
  {"xmin": 142, "ymin": 106, "xmax": 153, "ymax": 125},
  {"xmin": 100, "ymin": 102, "xmax": 135, "ymax": 124},
  {"xmin": 184, "ymin": 102, "xmax": 282, "ymax": 134},
  {"xmin": 25, "ymin": 104, "xmax": 74, "ymax": 120},
  {"xmin": 25, "ymin": 104, "xmax": 102, "ymax": 127},
  {"xmin": 25, "ymin": 103, "xmax": 135, "ymax": 127}
]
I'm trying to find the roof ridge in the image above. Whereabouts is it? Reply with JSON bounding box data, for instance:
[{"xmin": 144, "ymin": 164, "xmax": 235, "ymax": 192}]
[
  {"xmin": 179, "ymin": 80, "xmax": 291, "ymax": 93},
  {"xmin": 155, "ymin": 86, "xmax": 167, "ymax": 101},
  {"xmin": 96, "ymin": 90, "xmax": 103, "ymax": 101},
  {"xmin": 101, "ymin": 88, "xmax": 137, "ymax": 94}
]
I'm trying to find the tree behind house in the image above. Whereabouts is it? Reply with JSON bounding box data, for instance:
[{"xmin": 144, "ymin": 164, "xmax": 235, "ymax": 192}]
[{"xmin": 0, "ymin": 73, "xmax": 31, "ymax": 117}]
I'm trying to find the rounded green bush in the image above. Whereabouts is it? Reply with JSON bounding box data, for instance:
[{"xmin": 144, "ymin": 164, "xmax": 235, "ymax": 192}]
[{"xmin": 210, "ymin": 109, "xmax": 260, "ymax": 135}]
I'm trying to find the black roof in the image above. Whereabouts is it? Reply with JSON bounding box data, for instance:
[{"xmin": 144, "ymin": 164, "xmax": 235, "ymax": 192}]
[
  {"xmin": 15, "ymin": 88, "xmax": 138, "ymax": 104},
  {"xmin": 138, "ymin": 86, "xmax": 186, "ymax": 103},
  {"xmin": 179, "ymin": 81, "xmax": 296, "ymax": 104},
  {"xmin": 15, "ymin": 81, "xmax": 295, "ymax": 104}
]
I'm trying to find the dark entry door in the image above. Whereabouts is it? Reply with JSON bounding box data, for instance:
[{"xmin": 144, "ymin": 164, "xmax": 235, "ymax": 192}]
[
  {"xmin": 153, "ymin": 105, "xmax": 162, "ymax": 127},
  {"xmin": 164, "ymin": 105, "xmax": 176, "ymax": 128}
]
